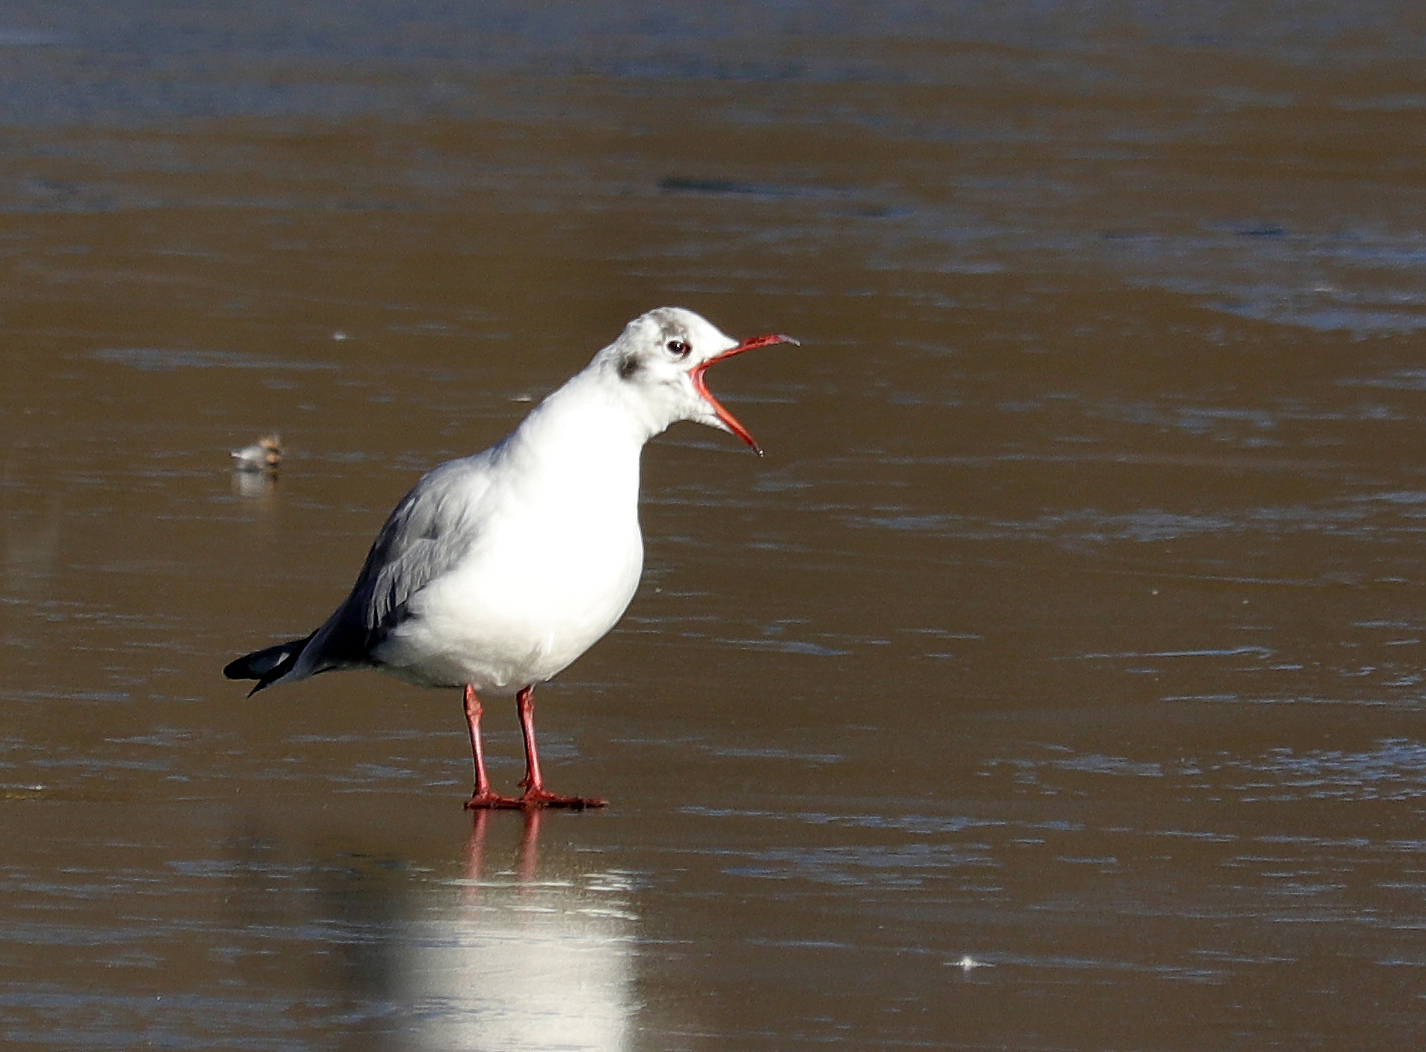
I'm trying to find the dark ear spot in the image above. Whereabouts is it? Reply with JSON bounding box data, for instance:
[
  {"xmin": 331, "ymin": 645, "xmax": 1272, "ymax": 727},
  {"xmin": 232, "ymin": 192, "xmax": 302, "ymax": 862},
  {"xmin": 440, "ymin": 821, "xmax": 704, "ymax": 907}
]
[{"xmin": 617, "ymin": 353, "xmax": 641, "ymax": 380}]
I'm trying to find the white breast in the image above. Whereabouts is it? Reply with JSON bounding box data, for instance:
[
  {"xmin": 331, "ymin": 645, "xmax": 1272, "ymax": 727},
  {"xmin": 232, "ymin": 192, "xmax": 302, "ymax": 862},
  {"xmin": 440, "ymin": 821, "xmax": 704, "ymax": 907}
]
[
  {"xmin": 395, "ymin": 507, "xmax": 643, "ymax": 691},
  {"xmin": 372, "ymin": 388, "xmax": 648, "ymax": 693}
]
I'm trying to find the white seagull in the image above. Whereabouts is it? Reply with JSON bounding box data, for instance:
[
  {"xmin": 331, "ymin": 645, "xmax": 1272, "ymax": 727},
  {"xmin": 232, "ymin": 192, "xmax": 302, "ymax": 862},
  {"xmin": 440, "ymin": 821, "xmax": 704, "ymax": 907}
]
[{"xmin": 224, "ymin": 307, "xmax": 797, "ymax": 809}]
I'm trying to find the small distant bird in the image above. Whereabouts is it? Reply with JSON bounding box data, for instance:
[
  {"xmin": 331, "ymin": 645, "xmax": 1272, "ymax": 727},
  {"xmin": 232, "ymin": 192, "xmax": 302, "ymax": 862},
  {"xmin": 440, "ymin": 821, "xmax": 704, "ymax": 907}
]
[
  {"xmin": 231, "ymin": 434, "xmax": 282, "ymax": 472},
  {"xmin": 224, "ymin": 308, "xmax": 797, "ymax": 809}
]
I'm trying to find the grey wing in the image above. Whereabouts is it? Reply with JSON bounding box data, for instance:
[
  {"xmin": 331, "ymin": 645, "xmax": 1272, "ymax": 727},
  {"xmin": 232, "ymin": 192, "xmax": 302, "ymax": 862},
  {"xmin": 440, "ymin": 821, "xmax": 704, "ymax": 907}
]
[{"xmin": 297, "ymin": 456, "xmax": 496, "ymax": 673}]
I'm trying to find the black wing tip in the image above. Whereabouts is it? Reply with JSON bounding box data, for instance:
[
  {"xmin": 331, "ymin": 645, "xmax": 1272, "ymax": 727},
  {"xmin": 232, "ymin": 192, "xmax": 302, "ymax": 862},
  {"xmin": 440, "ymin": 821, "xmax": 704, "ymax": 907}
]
[
  {"xmin": 222, "ymin": 656, "xmax": 252, "ymax": 680},
  {"xmin": 224, "ymin": 637, "xmax": 309, "ymax": 693}
]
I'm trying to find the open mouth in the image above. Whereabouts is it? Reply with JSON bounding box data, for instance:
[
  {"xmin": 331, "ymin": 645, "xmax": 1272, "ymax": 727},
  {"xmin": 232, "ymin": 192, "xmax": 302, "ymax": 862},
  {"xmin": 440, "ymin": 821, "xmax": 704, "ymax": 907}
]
[{"xmin": 689, "ymin": 333, "xmax": 799, "ymax": 455}]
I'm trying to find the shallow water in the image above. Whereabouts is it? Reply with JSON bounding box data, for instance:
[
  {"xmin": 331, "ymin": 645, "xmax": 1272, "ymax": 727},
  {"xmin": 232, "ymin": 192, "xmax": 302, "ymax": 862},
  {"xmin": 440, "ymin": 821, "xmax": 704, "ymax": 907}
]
[{"xmin": 3, "ymin": 3, "xmax": 1426, "ymax": 1049}]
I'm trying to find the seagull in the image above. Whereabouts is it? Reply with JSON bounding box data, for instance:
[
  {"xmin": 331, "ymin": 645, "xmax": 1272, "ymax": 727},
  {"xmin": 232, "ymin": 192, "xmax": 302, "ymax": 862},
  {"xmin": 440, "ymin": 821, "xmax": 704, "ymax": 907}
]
[{"xmin": 224, "ymin": 308, "xmax": 797, "ymax": 809}]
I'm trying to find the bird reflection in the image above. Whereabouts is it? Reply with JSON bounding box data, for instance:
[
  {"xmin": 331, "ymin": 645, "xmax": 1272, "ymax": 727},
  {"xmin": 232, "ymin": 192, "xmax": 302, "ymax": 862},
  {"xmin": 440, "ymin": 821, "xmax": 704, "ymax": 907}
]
[
  {"xmin": 230, "ymin": 468, "xmax": 278, "ymax": 501},
  {"xmin": 389, "ymin": 811, "xmax": 635, "ymax": 1052}
]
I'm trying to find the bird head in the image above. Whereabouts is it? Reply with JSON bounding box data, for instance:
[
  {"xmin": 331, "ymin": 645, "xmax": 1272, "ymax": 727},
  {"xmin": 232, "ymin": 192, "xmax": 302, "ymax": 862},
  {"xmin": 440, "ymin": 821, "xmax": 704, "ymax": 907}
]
[{"xmin": 602, "ymin": 307, "xmax": 798, "ymax": 455}]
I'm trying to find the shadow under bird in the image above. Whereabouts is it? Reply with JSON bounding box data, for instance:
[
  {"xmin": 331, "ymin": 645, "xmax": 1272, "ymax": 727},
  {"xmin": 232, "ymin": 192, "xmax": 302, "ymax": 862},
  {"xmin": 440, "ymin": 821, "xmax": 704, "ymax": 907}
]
[{"xmin": 224, "ymin": 307, "xmax": 798, "ymax": 809}]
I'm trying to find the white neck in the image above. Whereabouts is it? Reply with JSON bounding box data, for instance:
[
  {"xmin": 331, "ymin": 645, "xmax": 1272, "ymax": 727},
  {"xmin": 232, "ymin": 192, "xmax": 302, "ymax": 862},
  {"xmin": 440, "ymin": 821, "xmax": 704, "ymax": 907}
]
[{"xmin": 495, "ymin": 362, "xmax": 658, "ymax": 509}]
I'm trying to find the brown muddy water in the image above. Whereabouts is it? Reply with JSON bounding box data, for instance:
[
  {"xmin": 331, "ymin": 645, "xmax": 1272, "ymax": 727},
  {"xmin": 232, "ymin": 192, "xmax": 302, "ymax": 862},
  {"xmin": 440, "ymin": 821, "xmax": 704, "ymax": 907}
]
[{"xmin": 3, "ymin": 3, "xmax": 1426, "ymax": 1049}]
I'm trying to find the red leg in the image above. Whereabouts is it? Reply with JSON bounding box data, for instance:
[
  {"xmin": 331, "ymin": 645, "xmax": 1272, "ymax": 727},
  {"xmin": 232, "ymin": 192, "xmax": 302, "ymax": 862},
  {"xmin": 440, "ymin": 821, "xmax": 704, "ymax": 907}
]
[
  {"xmin": 515, "ymin": 685, "xmax": 606, "ymax": 809},
  {"xmin": 462, "ymin": 685, "xmax": 522, "ymax": 809}
]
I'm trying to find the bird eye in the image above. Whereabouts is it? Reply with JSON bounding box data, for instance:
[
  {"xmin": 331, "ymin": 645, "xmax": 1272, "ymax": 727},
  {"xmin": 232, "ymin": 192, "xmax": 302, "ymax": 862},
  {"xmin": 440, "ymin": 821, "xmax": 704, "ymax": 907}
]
[{"xmin": 666, "ymin": 339, "xmax": 690, "ymax": 357}]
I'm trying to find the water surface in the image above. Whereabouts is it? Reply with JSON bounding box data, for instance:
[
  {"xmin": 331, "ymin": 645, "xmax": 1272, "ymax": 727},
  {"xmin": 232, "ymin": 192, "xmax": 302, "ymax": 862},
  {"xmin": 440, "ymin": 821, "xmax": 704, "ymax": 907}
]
[{"xmin": 3, "ymin": 3, "xmax": 1425, "ymax": 1049}]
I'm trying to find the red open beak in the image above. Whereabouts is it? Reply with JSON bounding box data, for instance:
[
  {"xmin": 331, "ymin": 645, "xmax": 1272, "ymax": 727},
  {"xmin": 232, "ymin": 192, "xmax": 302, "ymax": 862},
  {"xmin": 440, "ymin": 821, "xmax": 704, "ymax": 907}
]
[{"xmin": 689, "ymin": 332, "xmax": 799, "ymax": 456}]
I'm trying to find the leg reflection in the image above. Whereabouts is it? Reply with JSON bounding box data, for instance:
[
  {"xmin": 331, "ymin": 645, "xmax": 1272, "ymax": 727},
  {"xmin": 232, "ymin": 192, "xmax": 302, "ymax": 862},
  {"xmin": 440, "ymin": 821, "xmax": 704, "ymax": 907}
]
[{"xmin": 400, "ymin": 811, "xmax": 635, "ymax": 1050}]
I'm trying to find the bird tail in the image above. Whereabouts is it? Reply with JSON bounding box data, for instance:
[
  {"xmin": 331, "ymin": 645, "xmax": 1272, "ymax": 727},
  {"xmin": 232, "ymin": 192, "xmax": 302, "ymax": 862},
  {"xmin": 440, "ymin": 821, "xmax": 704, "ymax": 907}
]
[{"xmin": 223, "ymin": 635, "xmax": 313, "ymax": 696}]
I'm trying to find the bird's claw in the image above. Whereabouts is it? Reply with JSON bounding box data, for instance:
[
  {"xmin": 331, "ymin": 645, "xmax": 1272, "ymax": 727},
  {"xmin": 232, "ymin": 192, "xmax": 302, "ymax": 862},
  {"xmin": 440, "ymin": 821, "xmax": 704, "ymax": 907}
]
[
  {"xmin": 521, "ymin": 789, "xmax": 607, "ymax": 810},
  {"xmin": 464, "ymin": 790, "xmax": 525, "ymax": 810},
  {"xmin": 465, "ymin": 788, "xmax": 606, "ymax": 810}
]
